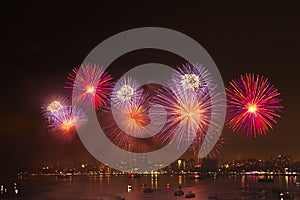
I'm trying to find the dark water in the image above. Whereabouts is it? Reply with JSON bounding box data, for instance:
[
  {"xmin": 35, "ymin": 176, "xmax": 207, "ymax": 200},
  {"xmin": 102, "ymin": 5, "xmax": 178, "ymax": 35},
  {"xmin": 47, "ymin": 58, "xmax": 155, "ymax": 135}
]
[{"xmin": 2, "ymin": 174, "xmax": 300, "ymax": 199}]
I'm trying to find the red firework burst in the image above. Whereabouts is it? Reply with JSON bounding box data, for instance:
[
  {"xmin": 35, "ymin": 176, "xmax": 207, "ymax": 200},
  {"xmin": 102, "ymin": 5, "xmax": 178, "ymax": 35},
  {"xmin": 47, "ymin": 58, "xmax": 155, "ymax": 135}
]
[
  {"xmin": 65, "ymin": 63, "xmax": 113, "ymax": 110},
  {"xmin": 226, "ymin": 73, "xmax": 283, "ymax": 137}
]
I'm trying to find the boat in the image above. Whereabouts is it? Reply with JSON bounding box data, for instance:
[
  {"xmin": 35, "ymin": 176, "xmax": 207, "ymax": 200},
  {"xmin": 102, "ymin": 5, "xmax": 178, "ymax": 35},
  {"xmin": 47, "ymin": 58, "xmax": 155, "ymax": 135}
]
[
  {"xmin": 174, "ymin": 189, "xmax": 184, "ymax": 196},
  {"xmin": 185, "ymin": 191, "xmax": 196, "ymax": 198}
]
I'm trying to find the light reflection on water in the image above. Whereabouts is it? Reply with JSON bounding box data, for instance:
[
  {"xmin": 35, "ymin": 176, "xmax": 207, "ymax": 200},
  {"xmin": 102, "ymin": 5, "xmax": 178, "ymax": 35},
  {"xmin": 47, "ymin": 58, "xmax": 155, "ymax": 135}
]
[{"xmin": 16, "ymin": 175, "xmax": 300, "ymax": 200}]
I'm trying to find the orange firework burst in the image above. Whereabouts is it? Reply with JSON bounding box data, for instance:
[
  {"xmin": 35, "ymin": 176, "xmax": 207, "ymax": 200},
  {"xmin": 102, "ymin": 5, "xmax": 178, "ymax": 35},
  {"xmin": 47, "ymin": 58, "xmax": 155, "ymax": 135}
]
[
  {"xmin": 99, "ymin": 85, "xmax": 163, "ymax": 153},
  {"xmin": 111, "ymin": 89, "xmax": 151, "ymax": 139},
  {"xmin": 48, "ymin": 106, "xmax": 87, "ymax": 141}
]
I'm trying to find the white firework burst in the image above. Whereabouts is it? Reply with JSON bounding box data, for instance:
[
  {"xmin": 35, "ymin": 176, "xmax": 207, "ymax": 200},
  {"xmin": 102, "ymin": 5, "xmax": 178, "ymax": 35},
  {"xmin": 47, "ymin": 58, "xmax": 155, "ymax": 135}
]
[
  {"xmin": 111, "ymin": 76, "xmax": 141, "ymax": 108},
  {"xmin": 116, "ymin": 85, "xmax": 135, "ymax": 103},
  {"xmin": 180, "ymin": 73, "xmax": 200, "ymax": 91}
]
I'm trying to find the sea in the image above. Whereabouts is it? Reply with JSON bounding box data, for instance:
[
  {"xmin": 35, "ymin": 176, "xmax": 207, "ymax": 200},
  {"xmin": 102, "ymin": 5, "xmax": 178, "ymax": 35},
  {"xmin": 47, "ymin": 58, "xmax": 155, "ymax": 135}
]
[{"xmin": 1, "ymin": 174, "xmax": 300, "ymax": 199}]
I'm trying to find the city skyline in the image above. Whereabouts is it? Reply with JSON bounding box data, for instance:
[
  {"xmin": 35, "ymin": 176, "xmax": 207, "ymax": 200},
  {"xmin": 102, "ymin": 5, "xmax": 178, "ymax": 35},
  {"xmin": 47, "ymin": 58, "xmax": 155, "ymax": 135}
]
[{"xmin": 2, "ymin": 2, "xmax": 300, "ymax": 173}]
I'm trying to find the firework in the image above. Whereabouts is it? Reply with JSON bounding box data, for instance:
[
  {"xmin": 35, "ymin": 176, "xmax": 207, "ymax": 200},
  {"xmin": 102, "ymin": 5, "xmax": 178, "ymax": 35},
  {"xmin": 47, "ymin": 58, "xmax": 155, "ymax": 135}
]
[
  {"xmin": 109, "ymin": 76, "xmax": 167, "ymax": 139},
  {"xmin": 154, "ymin": 63, "xmax": 223, "ymax": 150},
  {"xmin": 48, "ymin": 105, "xmax": 87, "ymax": 140},
  {"xmin": 110, "ymin": 76, "xmax": 141, "ymax": 108},
  {"xmin": 155, "ymin": 84, "xmax": 211, "ymax": 148},
  {"xmin": 101, "ymin": 89, "xmax": 157, "ymax": 152},
  {"xmin": 175, "ymin": 63, "xmax": 212, "ymax": 94},
  {"xmin": 226, "ymin": 73, "xmax": 282, "ymax": 137},
  {"xmin": 100, "ymin": 78, "xmax": 169, "ymax": 153},
  {"xmin": 110, "ymin": 87, "xmax": 156, "ymax": 139},
  {"xmin": 41, "ymin": 95, "xmax": 69, "ymax": 122},
  {"xmin": 65, "ymin": 63, "xmax": 114, "ymax": 110}
]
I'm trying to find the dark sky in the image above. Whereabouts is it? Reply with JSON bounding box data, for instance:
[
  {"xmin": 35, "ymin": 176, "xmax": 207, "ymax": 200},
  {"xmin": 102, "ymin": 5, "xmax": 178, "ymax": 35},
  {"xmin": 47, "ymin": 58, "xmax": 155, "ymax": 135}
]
[{"xmin": 2, "ymin": 2, "xmax": 300, "ymax": 172}]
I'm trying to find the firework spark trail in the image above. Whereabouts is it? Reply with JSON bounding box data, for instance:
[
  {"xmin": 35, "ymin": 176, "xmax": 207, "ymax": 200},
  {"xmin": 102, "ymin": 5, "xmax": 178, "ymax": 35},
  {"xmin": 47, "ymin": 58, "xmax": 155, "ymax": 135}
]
[
  {"xmin": 226, "ymin": 73, "xmax": 283, "ymax": 137},
  {"xmin": 65, "ymin": 63, "xmax": 114, "ymax": 110},
  {"xmin": 191, "ymin": 134, "xmax": 225, "ymax": 159}
]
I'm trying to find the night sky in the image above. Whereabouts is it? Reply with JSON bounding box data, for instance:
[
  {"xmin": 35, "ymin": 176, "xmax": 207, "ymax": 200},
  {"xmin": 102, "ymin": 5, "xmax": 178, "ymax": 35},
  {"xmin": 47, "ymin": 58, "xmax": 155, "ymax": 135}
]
[{"xmin": 2, "ymin": 2, "xmax": 300, "ymax": 172}]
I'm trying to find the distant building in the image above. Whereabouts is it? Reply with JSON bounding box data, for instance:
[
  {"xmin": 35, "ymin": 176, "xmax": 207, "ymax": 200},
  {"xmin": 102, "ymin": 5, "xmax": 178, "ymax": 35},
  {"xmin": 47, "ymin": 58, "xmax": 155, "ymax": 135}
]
[
  {"xmin": 177, "ymin": 159, "xmax": 186, "ymax": 171},
  {"xmin": 170, "ymin": 159, "xmax": 187, "ymax": 172},
  {"xmin": 186, "ymin": 159, "xmax": 195, "ymax": 171},
  {"xmin": 272, "ymin": 155, "xmax": 292, "ymax": 170}
]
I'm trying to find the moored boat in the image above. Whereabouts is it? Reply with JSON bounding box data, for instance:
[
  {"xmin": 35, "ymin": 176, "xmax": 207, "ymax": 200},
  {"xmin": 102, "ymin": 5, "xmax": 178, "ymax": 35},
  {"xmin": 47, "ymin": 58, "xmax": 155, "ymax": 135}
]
[
  {"xmin": 174, "ymin": 189, "xmax": 184, "ymax": 196},
  {"xmin": 185, "ymin": 191, "xmax": 196, "ymax": 198}
]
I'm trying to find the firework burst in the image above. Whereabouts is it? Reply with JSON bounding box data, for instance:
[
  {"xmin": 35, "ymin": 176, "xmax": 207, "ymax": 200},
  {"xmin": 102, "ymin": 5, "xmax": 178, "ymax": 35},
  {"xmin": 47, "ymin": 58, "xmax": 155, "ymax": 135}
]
[
  {"xmin": 110, "ymin": 87, "xmax": 155, "ymax": 139},
  {"xmin": 155, "ymin": 85, "xmax": 212, "ymax": 148},
  {"xmin": 226, "ymin": 73, "xmax": 283, "ymax": 137},
  {"xmin": 108, "ymin": 76, "xmax": 169, "ymax": 141},
  {"xmin": 100, "ymin": 87, "xmax": 160, "ymax": 152},
  {"xmin": 48, "ymin": 105, "xmax": 87, "ymax": 141},
  {"xmin": 41, "ymin": 95, "xmax": 69, "ymax": 123},
  {"xmin": 154, "ymin": 63, "xmax": 223, "ymax": 150},
  {"xmin": 110, "ymin": 76, "xmax": 141, "ymax": 109},
  {"xmin": 175, "ymin": 63, "xmax": 212, "ymax": 94},
  {"xmin": 65, "ymin": 63, "xmax": 114, "ymax": 110}
]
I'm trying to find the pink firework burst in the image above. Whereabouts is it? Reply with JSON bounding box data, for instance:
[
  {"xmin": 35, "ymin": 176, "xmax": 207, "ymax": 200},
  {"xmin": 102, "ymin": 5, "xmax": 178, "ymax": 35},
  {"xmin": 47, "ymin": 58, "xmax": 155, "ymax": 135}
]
[
  {"xmin": 65, "ymin": 63, "xmax": 114, "ymax": 110},
  {"xmin": 226, "ymin": 73, "xmax": 283, "ymax": 137}
]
